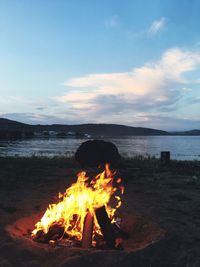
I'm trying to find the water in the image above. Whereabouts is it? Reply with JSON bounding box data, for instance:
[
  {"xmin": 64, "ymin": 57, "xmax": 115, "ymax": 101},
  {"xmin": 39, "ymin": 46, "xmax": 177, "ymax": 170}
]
[{"xmin": 0, "ymin": 136, "xmax": 199, "ymax": 160}]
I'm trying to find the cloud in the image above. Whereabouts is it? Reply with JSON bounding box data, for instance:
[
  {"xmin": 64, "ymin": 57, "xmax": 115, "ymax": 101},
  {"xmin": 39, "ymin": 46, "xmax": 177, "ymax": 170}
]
[
  {"xmin": 188, "ymin": 96, "xmax": 200, "ymax": 105},
  {"xmin": 0, "ymin": 95, "xmax": 81, "ymax": 125},
  {"xmin": 105, "ymin": 15, "xmax": 119, "ymax": 28},
  {"xmin": 0, "ymin": 96, "xmax": 34, "ymax": 114},
  {"xmin": 58, "ymin": 48, "xmax": 200, "ymax": 123},
  {"xmin": 128, "ymin": 113, "xmax": 200, "ymax": 131},
  {"xmin": 1, "ymin": 113, "xmax": 81, "ymax": 125},
  {"xmin": 2, "ymin": 48, "xmax": 199, "ymax": 130},
  {"xmin": 35, "ymin": 107, "xmax": 46, "ymax": 111},
  {"xmin": 147, "ymin": 17, "xmax": 167, "ymax": 36}
]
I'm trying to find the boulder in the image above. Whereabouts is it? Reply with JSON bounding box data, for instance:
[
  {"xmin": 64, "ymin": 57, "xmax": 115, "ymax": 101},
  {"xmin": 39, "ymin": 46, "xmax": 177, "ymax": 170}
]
[{"xmin": 75, "ymin": 140, "xmax": 121, "ymax": 167}]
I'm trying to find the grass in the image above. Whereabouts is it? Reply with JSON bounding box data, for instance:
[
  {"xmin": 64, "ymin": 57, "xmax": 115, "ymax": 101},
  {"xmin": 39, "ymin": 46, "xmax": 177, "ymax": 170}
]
[{"xmin": 0, "ymin": 155, "xmax": 199, "ymax": 178}]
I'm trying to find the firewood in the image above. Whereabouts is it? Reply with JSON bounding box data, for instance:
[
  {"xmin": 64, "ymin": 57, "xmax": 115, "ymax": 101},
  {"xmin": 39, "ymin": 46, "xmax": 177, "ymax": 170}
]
[
  {"xmin": 33, "ymin": 224, "xmax": 65, "ymax": 243},
  {"xmin": 32, "ymin": 229, "xmax": 46, "ymax": 243},
  {"xmin": 95, "ymin": 206, "xmax": 117, "ymax": 248},
  {"xmin": 82, "ymin": 211, "xmax": 94, "ymax": 248}
]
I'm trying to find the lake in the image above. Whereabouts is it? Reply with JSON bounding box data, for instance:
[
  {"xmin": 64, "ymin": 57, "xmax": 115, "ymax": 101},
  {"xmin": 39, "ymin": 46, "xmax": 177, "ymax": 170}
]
[{"xmin": 0, "ymin": 136, "xmax": 199, "ymax": 160}]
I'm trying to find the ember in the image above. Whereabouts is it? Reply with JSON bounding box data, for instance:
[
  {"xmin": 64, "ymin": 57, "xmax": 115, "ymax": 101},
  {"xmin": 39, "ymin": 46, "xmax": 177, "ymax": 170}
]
[{"xmin": 32, "ymin": 164, "xmax": 125, "ymax": 248}]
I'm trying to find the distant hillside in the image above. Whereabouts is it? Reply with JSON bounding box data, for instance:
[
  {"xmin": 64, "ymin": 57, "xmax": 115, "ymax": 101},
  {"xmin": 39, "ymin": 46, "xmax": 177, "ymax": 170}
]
[
  {"xmin": 0, "ymin": 118, "xmax": 30, "ymax": 130},
  {"xmin": 171, "ymin": 129, "xmax": 200, "ymax": 136},
  {"xmin": 40, "ymin": 123, "xmax": 168, "ymax": 136},
  {"xmin": 0, "ymin": 118, "xmax": 199, "ymax": 136},
  {"xmin": 0, "ymin": 118, "xmax": 167, "ymax": 136}
]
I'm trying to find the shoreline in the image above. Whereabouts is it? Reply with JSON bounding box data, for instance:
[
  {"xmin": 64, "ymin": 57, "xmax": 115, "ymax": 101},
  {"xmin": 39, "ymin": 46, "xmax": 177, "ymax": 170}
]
[
  {"xmin": 0, "ymin": 153, "xmax": 200, "ymax": 161},
  {"xmin": 1, "ymin": 135, "xmax": 200, "ymax": 161}
]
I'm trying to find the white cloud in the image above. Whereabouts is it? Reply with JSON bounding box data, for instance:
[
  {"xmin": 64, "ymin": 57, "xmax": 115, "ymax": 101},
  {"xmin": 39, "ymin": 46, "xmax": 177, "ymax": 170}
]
[
  {"xmin": 58, "ymin": 48, "xmax": 200, "ymax": 122},
  {"xmin": 0, "ymin": 95, "xmax": 71, "ymax": 120},
  {"xmin": 147, "ymin": 17, "xmax": 167, "ymax": 36},
  {"xmin": 126, "ymin": 113, "xmax": 200, "ymax": 131},
  {"xmin": 1, "ymin": 112, "xmax": 81, "ymax": 125},
  {"xmin": 0, "ymin": 96, "xmax": 33, "ymax": 113},
  {"xmin": 2, "ymin": 48, "xmax": 199, "ymax": 130}
]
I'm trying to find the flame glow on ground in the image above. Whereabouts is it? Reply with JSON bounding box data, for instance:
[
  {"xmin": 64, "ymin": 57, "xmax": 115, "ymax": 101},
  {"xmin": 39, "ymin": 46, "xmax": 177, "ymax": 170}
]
[{"xmin": 32, "ymin": 164, "xmax": 124, "ymax": 244}]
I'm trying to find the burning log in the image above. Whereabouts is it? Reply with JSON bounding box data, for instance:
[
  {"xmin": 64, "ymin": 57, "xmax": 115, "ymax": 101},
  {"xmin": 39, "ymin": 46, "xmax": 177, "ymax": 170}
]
[
  {"xmin": 82, "ymin": 211, "xmax": 94, "ymax": 248},
  {"xmin": 32, "ymin": 224, "xmax": 65, "ymax": 243},
  {"xmin": 95, "ymin": 206, "xmax": 117, "ymax": 249},
  {"xmin": 95, "ymin": 207, "xmax": 129, "ymax": 249}
]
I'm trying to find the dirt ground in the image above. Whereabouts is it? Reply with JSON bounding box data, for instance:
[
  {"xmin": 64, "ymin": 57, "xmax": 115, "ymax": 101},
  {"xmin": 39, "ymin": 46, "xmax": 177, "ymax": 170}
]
[{"xmin": 0, "ymin": 157, "xmax": 200, "ymax": 267}]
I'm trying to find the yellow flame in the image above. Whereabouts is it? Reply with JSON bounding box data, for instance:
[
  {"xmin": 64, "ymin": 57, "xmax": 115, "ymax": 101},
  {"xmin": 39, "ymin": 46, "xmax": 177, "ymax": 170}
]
[{"xmin": 32, "ymin": 164, "xmax": 123, "ymax": 242}]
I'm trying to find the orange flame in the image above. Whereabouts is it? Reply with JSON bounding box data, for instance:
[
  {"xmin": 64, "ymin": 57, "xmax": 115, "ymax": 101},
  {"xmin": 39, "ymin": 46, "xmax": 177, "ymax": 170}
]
[{"xmin": 32, "ymin": 164, "xmax": 124, "ymax": 242}]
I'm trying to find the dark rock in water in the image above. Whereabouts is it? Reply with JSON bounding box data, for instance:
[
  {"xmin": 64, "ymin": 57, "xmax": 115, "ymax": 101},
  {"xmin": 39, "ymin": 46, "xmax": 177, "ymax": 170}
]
[{"xmin": 75, "ymin": 140, "xmax": 121, "ymax": 167}]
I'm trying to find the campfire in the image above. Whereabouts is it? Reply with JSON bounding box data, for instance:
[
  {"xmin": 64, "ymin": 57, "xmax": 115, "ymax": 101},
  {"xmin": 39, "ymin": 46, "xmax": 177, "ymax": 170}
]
[{"xmin": 31, "ymin": 163, "xmax": 126, "ymax": 249}]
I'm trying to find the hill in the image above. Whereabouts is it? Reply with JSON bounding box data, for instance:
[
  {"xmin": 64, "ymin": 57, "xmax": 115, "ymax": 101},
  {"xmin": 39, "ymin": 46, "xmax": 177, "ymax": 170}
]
[
  {"xmin": 0, "ymin": 118, "xmax": 200, "ymax": 136},
  {"xmin": 0, "ymin": 118, "xmax": 29, "ymax": 130},
  {"xmin": 0, "ymin": 118, "xmax": 168, "ymax": 136},
  {"xmin": 170, "ymin": 129, "xmax": 200, "ymax": 136}
]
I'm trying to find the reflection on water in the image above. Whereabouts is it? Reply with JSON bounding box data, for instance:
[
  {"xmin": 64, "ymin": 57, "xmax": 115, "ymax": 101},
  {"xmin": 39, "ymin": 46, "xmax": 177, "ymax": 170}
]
[{"xmin": 0, "ymin": 136, "xmax": 200, "ymax": 160}]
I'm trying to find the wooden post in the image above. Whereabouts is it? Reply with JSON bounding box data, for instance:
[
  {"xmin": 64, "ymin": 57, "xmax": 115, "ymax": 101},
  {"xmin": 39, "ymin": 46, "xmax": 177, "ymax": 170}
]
[
  {"xmin": 82, "ymin": 211, "xmax": 94, "ymax": 248},
  {"xmin": 95, "ymin": 206, "xmax": 116, "ymax": 248},
  {"xmin": 160, "ymin": 151, "xmax": 170, "ymax": 165}
]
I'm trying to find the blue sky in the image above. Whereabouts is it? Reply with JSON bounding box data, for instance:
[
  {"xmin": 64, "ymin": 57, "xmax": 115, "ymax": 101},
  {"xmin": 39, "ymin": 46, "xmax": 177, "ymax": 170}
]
[{"xmin": 0, "ymin": 0, "xmax": 200, "ymax": 130}]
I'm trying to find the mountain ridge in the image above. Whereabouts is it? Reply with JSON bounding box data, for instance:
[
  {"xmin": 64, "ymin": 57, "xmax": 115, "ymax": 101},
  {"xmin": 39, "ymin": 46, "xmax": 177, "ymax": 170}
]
[{"xmin": 0, "ymin": 118, "xmax": 200, "ymax": 136}]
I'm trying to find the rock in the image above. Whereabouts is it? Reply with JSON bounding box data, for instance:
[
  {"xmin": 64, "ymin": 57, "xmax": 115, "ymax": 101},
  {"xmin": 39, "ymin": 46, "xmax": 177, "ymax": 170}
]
[{"xmin": 75, "ymin": 140, "xmax": 121, "ymax": 167}]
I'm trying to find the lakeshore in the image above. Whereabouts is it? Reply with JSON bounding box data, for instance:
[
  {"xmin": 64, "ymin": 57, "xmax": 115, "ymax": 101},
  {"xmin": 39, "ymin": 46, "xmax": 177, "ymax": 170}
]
[{"xmin": 0, "ymin": 135, "xmax": 200, "ymax": 160}]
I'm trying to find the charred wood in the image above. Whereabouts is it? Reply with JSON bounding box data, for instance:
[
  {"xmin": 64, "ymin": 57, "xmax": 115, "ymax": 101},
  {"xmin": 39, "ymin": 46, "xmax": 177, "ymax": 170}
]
[
  {"xmin": 32, "ymin": 224, "xmax": 65, "ymax": 243},
  {"xmin": 95, "ymin": 206, "xmax": 117, "ymax": 249}
]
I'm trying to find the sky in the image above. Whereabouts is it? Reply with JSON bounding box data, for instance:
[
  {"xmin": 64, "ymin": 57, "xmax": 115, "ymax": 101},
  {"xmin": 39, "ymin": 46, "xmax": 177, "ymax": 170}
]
[{"xmin": 0, "ymin": 0, "xmax": 200, "ymax": 130}]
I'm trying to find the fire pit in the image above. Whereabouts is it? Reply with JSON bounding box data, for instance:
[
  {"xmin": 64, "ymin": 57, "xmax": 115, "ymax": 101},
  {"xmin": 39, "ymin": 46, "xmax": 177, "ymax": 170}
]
[
  {"xmin": 6, "ymin": 164, "xmax": 165, "ymax": 252},
  {"xmin": 6, "ymin": 211, "xmax": 165, "ymax": 254},
  {"xmin": 5, "ymin": 141, "xmax": 165, "ymax": 267}
]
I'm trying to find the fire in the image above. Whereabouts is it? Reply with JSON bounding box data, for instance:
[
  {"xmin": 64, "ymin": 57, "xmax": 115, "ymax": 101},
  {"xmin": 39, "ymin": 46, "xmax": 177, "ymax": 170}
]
[{"xmin": 32, "ymin": 164, "xmax": 124, "ymax": 244}]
